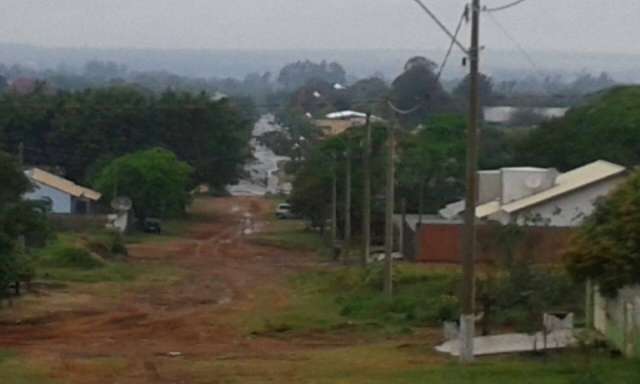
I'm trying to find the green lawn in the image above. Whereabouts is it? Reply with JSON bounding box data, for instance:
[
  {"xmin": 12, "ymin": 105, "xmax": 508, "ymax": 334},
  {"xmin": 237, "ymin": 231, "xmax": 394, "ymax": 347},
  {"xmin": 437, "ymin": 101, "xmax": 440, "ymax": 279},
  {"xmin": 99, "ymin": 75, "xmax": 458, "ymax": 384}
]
[
  {"xmin": 250, "ymin": 218, "xmax": 330, "ymax": 253},
  {"xmin": 0, "ymin": 350, "xmax": 57, "ymax": 384}
]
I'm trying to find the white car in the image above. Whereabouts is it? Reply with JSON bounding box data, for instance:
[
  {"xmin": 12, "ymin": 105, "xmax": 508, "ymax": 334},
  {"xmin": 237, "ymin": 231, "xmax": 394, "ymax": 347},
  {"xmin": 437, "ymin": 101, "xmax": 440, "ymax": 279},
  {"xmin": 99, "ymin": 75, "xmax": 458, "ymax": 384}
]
[{"xmin": 275, "ymin": 203, "xmax": 294, "ymax": 219}]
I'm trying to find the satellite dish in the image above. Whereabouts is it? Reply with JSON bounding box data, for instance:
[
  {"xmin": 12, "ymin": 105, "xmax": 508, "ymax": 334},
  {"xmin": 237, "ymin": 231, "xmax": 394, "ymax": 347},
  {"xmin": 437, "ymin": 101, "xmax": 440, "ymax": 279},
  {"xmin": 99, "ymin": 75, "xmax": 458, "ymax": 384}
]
[
  {"xmin": 111, "ymin": 196, "xmax": 132, "ymax": 211},
  {"xmin": 525, "ymin": 175, "xmax": 543, "ymax": 189}
]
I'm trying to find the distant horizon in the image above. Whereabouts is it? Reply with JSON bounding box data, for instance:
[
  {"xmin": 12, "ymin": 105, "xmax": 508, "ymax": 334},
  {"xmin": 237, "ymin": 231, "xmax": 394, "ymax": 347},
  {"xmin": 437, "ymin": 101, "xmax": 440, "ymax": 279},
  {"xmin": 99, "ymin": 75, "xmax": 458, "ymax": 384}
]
[
  {"xmin": 2, "ymin": 41, "xmax": 640, "ymax": 58},
  {"xmin": 0, "ymin": 41, "xmax": 638, "ymax": 83}
]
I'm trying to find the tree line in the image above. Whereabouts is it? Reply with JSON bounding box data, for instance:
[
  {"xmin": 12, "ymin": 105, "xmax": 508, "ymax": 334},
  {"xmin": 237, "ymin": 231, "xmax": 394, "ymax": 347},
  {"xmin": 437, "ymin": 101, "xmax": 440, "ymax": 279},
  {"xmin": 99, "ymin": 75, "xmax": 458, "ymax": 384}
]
[{"xmin": 0, "ymin": 86, "xmax": 254, "ymax": 191}]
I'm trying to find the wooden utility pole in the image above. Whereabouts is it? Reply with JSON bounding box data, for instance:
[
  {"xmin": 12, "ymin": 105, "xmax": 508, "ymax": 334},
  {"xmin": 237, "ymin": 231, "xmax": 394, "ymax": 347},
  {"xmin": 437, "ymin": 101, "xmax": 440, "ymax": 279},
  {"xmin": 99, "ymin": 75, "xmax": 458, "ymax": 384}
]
[
  {"xmin": 399, "ymin": 198, "xmax": 406, "ymax": 258},
  {"xmin": 361, "ymin": 113, "xmax": 372, "ymax": 268},
  {"xmin": 460, "ymin": 0, "xmax": 481, "ymax": 363},
  {"xmin": 18, "ymin": 142, "xmax": 24, "ymax": 166},
  {"xmin": 384, "ymin": 121, "xmax": 396, "ymax": 298},
  {"xmin": 343, "ymin": 141, "xmax": 352, "ymax": 264},
  {"xmin": 331, "ymin": 153, "xmax": 338, "ymax": 258}
]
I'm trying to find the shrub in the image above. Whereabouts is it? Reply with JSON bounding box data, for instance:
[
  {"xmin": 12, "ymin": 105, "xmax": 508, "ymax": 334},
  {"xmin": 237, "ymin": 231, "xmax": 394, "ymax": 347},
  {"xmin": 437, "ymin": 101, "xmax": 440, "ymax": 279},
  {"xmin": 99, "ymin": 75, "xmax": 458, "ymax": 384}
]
[
  {"xmin": 41, "ymin": 246, "xmax": 105, "ymax": 270},
  {"xmin": 566, "ymin": 170, "xmax": 640, "ymax": 296}
]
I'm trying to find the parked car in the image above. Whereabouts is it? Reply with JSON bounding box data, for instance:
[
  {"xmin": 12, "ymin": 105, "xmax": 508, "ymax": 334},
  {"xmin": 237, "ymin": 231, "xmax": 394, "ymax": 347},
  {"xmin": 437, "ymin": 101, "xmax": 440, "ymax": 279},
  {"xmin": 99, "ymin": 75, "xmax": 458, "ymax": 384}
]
[
  {"xmin": 143, "ymin": 218, "xmax": 162, "ymax": 233},
  {"xmin": 275, "ymin": 203, "xmax": 294, "ymax": 219}
]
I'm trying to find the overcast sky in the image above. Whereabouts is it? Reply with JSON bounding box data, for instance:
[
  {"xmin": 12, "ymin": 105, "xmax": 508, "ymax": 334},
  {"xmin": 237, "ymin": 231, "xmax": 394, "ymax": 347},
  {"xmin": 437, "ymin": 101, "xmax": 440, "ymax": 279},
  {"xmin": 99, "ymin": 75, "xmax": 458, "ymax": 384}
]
[{"xmin": 1, "ymin": 0, "xmax": 639, "ymax": 54}]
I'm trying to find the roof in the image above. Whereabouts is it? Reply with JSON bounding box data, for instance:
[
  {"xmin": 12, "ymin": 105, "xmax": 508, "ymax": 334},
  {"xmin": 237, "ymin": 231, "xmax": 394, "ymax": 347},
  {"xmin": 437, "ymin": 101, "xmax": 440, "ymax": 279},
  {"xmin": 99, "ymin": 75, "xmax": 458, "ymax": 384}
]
[
  {"xmin": 325, "ymin": 110, "xmax": 367, "ymax": 119},
  {"xmin": 25, "ymin": 168, "xmax": 102, "ymax": 201},
  {"xmin": 439, "ymin": 160, "xmax": 626, "ymax": 220},
  {"xmin": 501, "ymin": 160, "xmax": 626, "ymax": 214}
]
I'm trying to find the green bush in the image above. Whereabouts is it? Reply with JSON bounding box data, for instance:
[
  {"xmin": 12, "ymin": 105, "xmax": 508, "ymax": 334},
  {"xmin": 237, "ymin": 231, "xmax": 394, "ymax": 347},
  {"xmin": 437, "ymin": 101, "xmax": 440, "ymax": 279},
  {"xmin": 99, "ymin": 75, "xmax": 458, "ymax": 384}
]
[
  {"xmin": 41, "ymin": 246, "xmax": 105, "ymax": 270},
  {"xmin": 85, "ymin": 231, "xmax": 128, "ymax": 260}
]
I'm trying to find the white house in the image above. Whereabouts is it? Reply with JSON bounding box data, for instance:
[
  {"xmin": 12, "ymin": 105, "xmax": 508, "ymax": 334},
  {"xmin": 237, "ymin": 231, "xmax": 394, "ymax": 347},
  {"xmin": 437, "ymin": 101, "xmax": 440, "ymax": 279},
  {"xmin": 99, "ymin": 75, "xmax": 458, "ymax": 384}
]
[
  {"xmin": 439, "ymin": 160, "xmax": 627, "ymax": 227},
  {"xmin": 23, "ymin": 168, "xmax": 102, "ymax": 214}
]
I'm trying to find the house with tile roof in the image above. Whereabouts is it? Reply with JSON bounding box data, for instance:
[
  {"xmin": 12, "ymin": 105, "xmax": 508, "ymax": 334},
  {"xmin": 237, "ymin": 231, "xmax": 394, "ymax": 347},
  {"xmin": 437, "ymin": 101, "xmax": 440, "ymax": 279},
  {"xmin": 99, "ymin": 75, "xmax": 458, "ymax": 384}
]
[{"xmin": 23, "ymin": 168, "xmax": 102, "ymax": 214}]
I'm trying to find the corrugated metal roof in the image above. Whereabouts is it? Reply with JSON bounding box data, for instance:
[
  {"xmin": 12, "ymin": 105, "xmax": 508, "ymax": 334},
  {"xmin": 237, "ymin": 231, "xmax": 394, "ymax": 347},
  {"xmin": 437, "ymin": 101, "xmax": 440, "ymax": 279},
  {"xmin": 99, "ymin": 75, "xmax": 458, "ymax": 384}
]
[
  {"xmin": 26, "ymin": 168, "xmax": 102, "ymax": 201},
  {"xmin": 502, "ymin": 160, "xmax": 626, "ymax": 213},
  {"xmin": 476, "ymin": 201, "xmax": 502, "ymax": 218}
]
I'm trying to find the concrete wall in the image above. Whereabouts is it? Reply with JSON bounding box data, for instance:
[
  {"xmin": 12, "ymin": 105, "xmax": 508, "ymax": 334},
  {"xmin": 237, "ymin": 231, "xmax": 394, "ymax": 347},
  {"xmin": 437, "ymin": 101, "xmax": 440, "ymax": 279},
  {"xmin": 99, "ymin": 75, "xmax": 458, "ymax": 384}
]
[
  {"xmin": 509, "ymin": 176, "xmax": 626, "ymax": 227},
  {"xmin": 478, "ymin": 171, "xmax": 501, "ymax": 204},
  {"xmin": 501, "ymin": 168, "xmax": 557, "ymax": 204},
  {"xmin": 593, "ymin": 285, "xmax": 640, "ymax": 358},
  {"xmin": 24, "ymin": 181, "xmax": 72, "ymax": 214}
]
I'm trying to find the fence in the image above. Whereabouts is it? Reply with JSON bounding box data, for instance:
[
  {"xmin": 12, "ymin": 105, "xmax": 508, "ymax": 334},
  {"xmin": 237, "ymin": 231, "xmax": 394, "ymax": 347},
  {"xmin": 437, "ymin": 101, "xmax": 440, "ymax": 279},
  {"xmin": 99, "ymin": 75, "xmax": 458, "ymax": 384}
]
[
  {"xmin": 413, "ymin": 222, "xmax": 574, "ymax": 264},
  {"xmin": 591, "ymin": 284, "xmax": 640, "ymax": 358}
]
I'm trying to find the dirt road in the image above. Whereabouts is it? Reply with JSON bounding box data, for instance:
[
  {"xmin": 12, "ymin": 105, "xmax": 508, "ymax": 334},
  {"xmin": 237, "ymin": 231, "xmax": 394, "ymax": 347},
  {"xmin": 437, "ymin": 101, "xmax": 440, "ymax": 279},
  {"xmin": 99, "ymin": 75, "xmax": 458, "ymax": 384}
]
[{"xmin": 0, "ymin": 197, "xmax": 323, "ymax": 383}]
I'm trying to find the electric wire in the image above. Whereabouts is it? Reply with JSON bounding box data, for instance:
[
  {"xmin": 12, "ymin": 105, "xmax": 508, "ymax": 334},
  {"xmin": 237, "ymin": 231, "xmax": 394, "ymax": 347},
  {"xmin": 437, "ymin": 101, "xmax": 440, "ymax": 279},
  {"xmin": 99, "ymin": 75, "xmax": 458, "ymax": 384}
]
[
  {"xmin": 436, "ymin": 4, "xmax": 469, "ymax": 82},
  {"xmin": 484, "ymin": 9, "xmax": 543, "ymax": 76},
  {"xmin": 483, "ymin": 0, "xmax": 528, "ymax": 13},
  {"xmin": 410, "ymin": 0, "xmax": 469, "ymax": 55}
]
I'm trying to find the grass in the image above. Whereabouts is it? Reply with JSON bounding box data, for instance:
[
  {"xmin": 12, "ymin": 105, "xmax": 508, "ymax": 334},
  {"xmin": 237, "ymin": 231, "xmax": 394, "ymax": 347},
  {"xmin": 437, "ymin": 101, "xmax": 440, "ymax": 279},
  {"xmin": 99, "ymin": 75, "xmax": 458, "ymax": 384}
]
[
  {"xmin": 0, "ymin": 350, "xmax": 57, "ymax": 384},
  {"xmin": 167, "ymin": 345, "xmax": 640, "ymax": 384},
  {"xmin": 250, "ymin": 218, "xmax": 329, "ymax": 253},
  {"xmin": 248, "ymin": 264, "xmax": 461, "ymax": 337}
]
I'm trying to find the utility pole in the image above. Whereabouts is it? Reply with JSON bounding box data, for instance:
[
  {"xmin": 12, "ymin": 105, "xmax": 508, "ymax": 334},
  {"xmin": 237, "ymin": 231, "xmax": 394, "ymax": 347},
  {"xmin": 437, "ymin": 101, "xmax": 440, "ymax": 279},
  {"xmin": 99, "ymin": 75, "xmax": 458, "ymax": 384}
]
[
  {"xmin": 18, "ymin": 142, "xmax": 24, "ymax": 166},
  {"xmin": 331, "ymin": 152, "xmax": 338, "ymax": 259},
  {"xmin": 460, "ymin": 0, "xmax": 481, "ymax": 363},
  {"xmin": 362, "ymin": 112, "xmax": 372, "ymax": 268},
  {"xmin": 343, "ymin": 139, "xmax": 352, "ymax": 264},
  {"xmin": 384, "ymin": 120, "xmax": 396, "ymax": 299},
  {"xmin": 399, "ymin": 198, "xmax": 406, "ymax": 258}
]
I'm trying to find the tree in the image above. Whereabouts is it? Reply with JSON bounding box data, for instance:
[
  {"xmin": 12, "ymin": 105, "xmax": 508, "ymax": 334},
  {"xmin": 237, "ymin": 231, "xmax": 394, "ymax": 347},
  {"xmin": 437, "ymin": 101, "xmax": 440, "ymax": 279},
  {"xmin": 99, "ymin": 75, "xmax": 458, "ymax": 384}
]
[
  {"xmin": 397, "ymin": 115, "xmax": 515, "ymax": 213},
  {"xmin": 93, "ymin": 148, "xmax": 193, "ymax": 221},
  {"xmin": 566, "ymin": 170, "xmax": 640, "ymax": 296},
  {"xmin": 278, "ymin": 60, "xmax": 347, "ymax": 91},
  {"xmin": 453, "ymin": 73, "xmax": 497, "ymax": 106},
  {"xmin": 154, "ymin": 91, "xmax": 253, "ymax": 190},
  {"xmin": 516, "ymin": 86, "xmax": 640, "ymax": 171},
  {"xmin": 0, "ymin": 151, "xmax": 49, "ymax": 294},
  {"xmin": 391, "ymin": 57, "xmax": 453, "ymax": 125}
]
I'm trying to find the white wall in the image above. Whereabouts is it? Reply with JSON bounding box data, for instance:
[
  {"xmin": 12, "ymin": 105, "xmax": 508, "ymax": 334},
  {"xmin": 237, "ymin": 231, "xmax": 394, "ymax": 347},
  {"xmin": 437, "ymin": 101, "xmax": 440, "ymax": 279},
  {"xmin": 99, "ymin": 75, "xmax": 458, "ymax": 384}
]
[
  {"xmin": 508, "ymin": 176, "xmax": 626, "ymax": 227},
  {"xmin": 24, "ymin": 181, "xmax": 72, "ymax": 214},
  {"xmin": 501, "ymin": 168, "xmax": 557, "ymax": 205}
]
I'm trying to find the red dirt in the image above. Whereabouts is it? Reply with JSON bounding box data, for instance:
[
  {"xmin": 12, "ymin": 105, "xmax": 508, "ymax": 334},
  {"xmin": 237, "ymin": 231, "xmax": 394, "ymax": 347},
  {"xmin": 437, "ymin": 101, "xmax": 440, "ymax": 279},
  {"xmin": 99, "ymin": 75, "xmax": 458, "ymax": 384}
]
[{"xmin": 0, "ymin": 197, "xmax": 323, "ymax": 383}]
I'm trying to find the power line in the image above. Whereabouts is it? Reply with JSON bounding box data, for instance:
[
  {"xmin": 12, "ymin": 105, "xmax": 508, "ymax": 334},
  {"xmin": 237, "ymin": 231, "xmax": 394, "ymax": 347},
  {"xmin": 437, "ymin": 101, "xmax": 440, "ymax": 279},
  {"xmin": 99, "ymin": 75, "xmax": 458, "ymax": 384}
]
[
  {"xmin": 436, "ymin": 5, "xmax": 470, "ymax": 82},
  {"xmin": 484, "ymin": 10, "xmax": 542, "ymax": 75},
  {"xmin": 410, "ymin": 0, "xmax": 469, "ymax": 55},
  {"xmin": 483, "ymin": 0, "xmax": 528, "ymax": 13}
]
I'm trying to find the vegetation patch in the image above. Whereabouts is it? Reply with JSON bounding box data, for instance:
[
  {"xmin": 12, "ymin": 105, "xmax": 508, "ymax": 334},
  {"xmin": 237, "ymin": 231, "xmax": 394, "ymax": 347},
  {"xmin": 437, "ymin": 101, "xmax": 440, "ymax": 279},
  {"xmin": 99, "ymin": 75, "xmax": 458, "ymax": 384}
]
[
  {"xmin": 251, "ymin": 219, "xmax": 329, "ymax": 253},
  {"xmin": 39, "ymin": 245, "xmax": 105, "ymax": 270},
  {"xmin": 0, "ymin": 350, "xmax": 57, "ymax": 384}
]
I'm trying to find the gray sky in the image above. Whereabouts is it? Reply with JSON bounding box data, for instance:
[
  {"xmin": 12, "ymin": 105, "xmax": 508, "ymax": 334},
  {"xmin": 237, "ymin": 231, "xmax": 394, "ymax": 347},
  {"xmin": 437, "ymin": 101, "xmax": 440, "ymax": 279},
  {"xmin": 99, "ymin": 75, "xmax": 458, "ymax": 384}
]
[{"xmin": 1, "ymin": 0, "xmax": 639, "ymax": 54}]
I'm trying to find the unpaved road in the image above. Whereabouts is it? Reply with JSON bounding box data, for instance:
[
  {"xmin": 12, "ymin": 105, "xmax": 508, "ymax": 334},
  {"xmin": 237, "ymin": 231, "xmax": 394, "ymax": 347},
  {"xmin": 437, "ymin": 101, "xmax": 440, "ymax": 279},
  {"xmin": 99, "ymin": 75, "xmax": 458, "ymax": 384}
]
[{"xmin": 0, "ymin": 197, "xmax": 327, "ymax": 383}]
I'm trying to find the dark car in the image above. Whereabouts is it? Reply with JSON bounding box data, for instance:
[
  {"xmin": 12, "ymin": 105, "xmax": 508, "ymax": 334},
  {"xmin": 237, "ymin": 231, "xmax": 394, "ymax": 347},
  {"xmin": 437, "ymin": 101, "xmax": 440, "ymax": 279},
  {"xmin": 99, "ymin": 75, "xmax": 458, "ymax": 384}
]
[{"xmin": 143, "ymin": 218, "xmax": 162, "ymax": 233}]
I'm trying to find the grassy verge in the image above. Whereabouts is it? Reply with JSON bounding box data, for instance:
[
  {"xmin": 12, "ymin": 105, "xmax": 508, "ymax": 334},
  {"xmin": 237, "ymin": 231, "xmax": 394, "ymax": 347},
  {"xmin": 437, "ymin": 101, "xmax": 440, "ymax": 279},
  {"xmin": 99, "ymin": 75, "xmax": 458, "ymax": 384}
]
[
  {"xmin": 169, "ymin": 346, "xmax": 640, "ymax": 384},
  {"xmin": 251, "ymin": 219, "xmax": 329, "ymax": 253},
  {"xmin": 249, "ymin": 264, "xmax": 461, "ymax": 337},
  {"xmin": 0, "ymin": 350, "xmax": 57, "ymax": 384}
]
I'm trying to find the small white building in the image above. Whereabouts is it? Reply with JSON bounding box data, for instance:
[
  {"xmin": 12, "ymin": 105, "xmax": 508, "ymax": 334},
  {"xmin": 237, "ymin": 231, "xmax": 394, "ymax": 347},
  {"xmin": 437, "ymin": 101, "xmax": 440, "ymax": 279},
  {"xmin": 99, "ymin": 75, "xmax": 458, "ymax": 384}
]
[
  {"xmin": 440, "ymin": 160, "xmax": 627, "ymax": 227},
  {"xmin": 23, "ymin": 168, "xmax": 102, "ymax": 214}
]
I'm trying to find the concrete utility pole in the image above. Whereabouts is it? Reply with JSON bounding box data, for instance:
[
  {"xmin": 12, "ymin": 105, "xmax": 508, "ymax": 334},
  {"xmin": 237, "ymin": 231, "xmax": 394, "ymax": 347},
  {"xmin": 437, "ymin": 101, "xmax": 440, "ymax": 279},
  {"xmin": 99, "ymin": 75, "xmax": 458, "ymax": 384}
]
[
  {"xmin": 343, "ymin": 139, "xmax": 352, "ymax": 264},
  {"xmin": 362, "ymin": 113, "xmax": 372, "ymax": 268},
  {"xmin": 460, "ymin": 0, "xmax": 481, "ymax": 363},
  {"xmin": 384, "ymin": 120, "xmax": 396, "ymax": 299}
]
